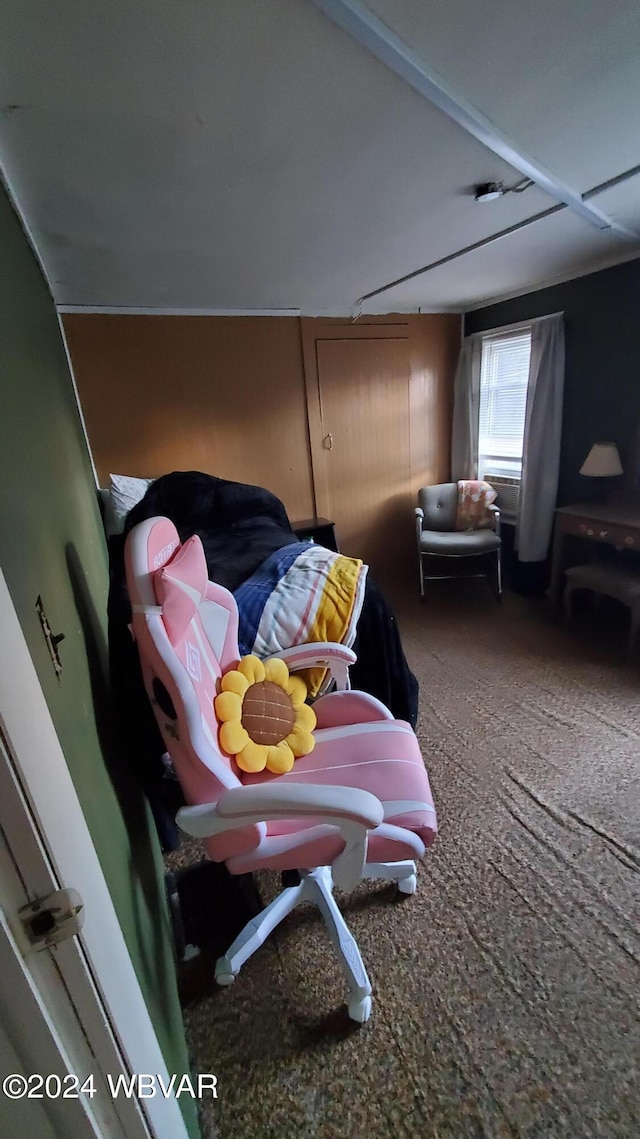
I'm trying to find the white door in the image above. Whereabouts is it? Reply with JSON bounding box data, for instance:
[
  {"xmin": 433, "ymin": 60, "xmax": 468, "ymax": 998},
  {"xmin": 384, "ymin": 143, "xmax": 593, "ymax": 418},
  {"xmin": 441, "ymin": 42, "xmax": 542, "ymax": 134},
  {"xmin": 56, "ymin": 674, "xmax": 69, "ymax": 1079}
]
[{"xmin": 0, "ymin": 570, "xmax": 190, "ymax": 1139}]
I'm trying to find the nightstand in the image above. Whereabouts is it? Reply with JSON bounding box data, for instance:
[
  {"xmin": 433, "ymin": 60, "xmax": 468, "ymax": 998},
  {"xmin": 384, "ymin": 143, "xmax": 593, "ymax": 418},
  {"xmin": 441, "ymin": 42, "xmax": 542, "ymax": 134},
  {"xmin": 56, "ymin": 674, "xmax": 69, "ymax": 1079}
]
[{"xmin": 291, "ymin": 517, "xmax": 338, "ymax": 552}]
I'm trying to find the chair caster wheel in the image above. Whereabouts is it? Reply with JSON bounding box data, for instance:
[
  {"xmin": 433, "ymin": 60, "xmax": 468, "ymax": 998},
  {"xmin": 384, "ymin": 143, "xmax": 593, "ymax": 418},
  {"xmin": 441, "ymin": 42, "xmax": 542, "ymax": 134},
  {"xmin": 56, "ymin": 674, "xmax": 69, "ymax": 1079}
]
[
  {"xmin": 215, "ymin": 971, "xmax": 236, "ymax": 987},
  {"xmin": 214, "ymin": 958, "xmax": 236, "ymax": 987},
  {"xmin": 348, "ymin": 995, "xmax": 372, "ymax": 1023},
  {"xmin": 398, "ymin": 873, "xmax": 417, "ymax": 896}
]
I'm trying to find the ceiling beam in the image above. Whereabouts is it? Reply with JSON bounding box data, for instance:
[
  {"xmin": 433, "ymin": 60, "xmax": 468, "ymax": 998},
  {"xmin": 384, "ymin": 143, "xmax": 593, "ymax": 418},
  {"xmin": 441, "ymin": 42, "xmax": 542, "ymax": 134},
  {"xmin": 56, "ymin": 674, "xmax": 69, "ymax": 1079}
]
[
  {"xmin": 308, "ymin": 0, "xmax": 639, "ymax": 239},
  {"xmin": 356, "ymin": 205, "xmax": 565, "ymax": 306}
]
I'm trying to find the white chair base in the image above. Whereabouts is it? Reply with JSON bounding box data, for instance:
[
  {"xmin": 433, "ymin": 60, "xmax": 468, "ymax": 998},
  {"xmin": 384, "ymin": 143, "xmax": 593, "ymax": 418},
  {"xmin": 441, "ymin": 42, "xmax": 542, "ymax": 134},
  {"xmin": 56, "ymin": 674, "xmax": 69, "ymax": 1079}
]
[{"xmin": 214, "ymin": 861, "xmax": 418, "ymax": 1023}]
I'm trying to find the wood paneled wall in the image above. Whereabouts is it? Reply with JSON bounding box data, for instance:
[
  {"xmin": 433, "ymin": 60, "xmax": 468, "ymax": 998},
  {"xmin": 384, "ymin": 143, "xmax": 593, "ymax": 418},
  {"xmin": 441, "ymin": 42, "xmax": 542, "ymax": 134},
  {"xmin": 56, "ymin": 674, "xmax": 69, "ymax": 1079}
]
[
  {"xmin": 407, "ymin": 313, "xmax": 461, "ymax": 495},
  {"xmin": 64, "ymin": 314, "xmax": 316, "ymax": 522},
  {"xmin": 64, "ymin": 312, "xmax": 460, "ymax": 528}
]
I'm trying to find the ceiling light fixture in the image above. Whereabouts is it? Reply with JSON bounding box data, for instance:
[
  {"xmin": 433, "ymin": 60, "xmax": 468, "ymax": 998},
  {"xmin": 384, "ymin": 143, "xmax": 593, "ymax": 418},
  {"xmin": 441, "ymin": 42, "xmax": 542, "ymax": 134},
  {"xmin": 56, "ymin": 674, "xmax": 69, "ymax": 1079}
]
[
  {"xmin": 473, "ymin": 177, "xmax": 534, "ymax": 203},
  {"xmin": 474, "ymin": 181, "xmax": 505, "ymax": 203}
]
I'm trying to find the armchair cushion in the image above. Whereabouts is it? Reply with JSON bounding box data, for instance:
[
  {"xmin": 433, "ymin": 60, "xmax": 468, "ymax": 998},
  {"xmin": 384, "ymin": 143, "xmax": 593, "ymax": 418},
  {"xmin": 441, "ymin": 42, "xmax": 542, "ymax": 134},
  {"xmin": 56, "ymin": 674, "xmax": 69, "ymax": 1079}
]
[
  {"xmin": 418, "ymin": 483, "xmax": 458, "ymax": 531},
  {"xmin": 419, "ymin": 529, "xmax": 501, "ymax": 555}
]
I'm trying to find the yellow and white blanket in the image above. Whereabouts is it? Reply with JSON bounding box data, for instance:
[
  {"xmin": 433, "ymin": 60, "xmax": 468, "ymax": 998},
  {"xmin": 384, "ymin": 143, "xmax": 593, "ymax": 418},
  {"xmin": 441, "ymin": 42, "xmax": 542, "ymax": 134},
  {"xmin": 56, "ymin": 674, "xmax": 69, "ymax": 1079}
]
[{"xmin": 234, "ymin": 542, "xmax": 368, "ymax": 696}]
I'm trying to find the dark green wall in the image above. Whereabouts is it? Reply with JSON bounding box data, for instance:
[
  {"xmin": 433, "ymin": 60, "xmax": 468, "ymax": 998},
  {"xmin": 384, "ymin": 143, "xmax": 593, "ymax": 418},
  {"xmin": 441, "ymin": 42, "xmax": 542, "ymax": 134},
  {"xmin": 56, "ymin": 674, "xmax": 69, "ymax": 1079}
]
[
  {"xmin": 0, "ymin": 185, "xmax": 198, "ymax": 1138},
  {"xmin": 465, "ymin": 257, "xmax": 640, "ymax": 505}
]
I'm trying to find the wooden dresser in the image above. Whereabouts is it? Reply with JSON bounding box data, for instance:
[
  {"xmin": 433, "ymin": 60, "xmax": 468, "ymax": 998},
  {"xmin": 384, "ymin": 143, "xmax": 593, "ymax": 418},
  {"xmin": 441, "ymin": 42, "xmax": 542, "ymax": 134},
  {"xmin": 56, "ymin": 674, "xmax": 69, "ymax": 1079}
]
[{"xmin": 549, "ymin": 500, "xmax": 640, "ymax": 601}]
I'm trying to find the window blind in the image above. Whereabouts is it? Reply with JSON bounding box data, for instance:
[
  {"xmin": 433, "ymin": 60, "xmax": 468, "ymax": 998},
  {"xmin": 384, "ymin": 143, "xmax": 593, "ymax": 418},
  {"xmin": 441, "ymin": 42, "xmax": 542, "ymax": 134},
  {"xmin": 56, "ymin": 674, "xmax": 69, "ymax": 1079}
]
[{"xmin": 478, "ymin": 329, "xmax": 531, "ymax": 480}]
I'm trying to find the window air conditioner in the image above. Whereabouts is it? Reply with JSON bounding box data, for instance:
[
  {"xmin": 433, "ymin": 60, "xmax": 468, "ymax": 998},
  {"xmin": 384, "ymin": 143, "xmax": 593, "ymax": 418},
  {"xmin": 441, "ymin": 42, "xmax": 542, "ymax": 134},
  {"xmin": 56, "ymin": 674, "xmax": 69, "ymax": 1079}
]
[{"xmin": 486, "ymin": 476, "xmax": 520, "ymax": 523}]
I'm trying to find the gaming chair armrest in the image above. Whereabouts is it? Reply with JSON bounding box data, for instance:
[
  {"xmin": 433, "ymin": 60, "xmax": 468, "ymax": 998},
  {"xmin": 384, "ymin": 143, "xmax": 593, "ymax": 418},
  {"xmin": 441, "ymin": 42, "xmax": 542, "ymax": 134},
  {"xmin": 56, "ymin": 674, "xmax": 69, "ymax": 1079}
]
[
  {"xmin": 264, "ymin": 642, "xmax": 356, "ymax": 691},
  {"xmin": 178, "ymin": 782, "xmax": 383, "ymax": 832},
  {"xmin": 177, "ymin": 783, "xmax": 384, "ymax": 890}
]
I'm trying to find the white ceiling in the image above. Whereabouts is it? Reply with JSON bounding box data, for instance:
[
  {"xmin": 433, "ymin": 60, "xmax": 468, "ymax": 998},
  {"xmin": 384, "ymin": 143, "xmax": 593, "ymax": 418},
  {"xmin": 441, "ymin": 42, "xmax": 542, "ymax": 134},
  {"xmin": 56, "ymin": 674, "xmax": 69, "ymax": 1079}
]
[{"xmin": 1, "ymin": 0, "xmax": 639, "ymax": 314}]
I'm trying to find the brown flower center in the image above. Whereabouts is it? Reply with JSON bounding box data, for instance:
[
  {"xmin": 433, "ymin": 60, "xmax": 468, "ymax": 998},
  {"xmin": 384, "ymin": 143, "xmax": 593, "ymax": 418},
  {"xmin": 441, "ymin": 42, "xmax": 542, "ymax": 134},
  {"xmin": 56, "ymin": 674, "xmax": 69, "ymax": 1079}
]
[{"xmin": 241, "ymin": 680, "xmax": 295, "ymax": 746}]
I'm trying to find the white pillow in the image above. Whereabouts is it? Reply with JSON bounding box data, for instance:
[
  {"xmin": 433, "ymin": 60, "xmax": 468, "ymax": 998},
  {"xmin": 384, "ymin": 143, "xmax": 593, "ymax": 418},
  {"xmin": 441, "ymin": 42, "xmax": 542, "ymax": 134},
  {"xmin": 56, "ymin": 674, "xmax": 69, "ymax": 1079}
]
[{"xmin": 106, "ymin": 473, "xmax": 155, "ymax": 536}]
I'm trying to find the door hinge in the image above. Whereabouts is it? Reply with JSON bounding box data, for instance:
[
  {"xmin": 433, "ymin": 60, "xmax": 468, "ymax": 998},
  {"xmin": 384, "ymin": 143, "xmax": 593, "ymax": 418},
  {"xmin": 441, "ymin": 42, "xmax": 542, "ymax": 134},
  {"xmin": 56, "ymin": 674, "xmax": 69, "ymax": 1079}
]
[{"xmin": 19, "ymin": 888, "xmax": 84, "ymax": 952}]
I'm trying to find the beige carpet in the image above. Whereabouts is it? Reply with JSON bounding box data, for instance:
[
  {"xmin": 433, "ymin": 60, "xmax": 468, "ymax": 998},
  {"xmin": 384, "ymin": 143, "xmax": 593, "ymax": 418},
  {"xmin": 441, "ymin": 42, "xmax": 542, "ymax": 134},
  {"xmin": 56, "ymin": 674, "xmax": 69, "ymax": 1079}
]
[{"xmin": 179, "ymin": 585, "xmax": 640, "ymax": 1139}]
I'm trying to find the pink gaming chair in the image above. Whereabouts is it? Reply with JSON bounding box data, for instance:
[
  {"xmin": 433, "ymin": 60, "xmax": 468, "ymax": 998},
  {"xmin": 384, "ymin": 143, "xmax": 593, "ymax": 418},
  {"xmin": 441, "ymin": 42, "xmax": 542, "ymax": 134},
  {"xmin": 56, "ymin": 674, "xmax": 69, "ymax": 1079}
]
[{"xmin": 125, "ymin": 516, "xmax": 436, "ymax": 1023}]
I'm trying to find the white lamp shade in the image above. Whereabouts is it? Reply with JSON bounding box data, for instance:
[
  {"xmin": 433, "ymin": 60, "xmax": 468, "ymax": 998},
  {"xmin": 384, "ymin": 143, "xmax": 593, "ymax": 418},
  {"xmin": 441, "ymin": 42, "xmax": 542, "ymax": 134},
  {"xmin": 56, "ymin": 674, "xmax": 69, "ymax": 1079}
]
[{"xmin": 579, "ymin": 442, "xmax": 623, "ymax": 477}]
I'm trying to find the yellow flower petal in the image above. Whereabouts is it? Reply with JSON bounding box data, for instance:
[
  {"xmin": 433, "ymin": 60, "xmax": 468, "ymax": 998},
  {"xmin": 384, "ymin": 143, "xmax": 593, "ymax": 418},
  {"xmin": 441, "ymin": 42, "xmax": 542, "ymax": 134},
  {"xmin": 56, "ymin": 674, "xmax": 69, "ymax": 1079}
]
[
  {"xmin": 264, "ymin": 657, "xmax": 289, "ymax": 687},
  {"xmin": 286, "ymin": 675, "xmax": 307, "ymax": 703},
  {"xmin": 214, "ymin": 691, "xmax": 243, "ymax": 723},
  {"xmin": 219, "ymin": 720, "xmax": 249, "ymax": 755},
  {"xmin": 236, "ymin": 740, "xmax": 268, "ymax": 773},
  {"xmin": 221, "ymin": 670, "xmax": 250, "ymax": 697},
  {"xmin": 286, "ymin": 724, "xmax": 316, "ymax": 758},
  {"xmin": 266, "ymin": 741, "xmax": 294, "ymax": 774},
  {"xmin": 293, "ymin": 703, "xmax": 316, "ymax": 732},
  {"xmin": 238, "ymin": 655, "xmax": 266, "ymax": 684}
]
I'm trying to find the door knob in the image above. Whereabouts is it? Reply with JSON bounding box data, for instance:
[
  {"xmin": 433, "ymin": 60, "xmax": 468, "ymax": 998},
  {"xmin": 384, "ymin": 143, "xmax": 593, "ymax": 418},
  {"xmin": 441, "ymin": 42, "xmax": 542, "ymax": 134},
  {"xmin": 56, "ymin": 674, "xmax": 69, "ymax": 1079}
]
[{"xmin": 323, "ymin": 433, "xmax": 333, "ymax": 450}]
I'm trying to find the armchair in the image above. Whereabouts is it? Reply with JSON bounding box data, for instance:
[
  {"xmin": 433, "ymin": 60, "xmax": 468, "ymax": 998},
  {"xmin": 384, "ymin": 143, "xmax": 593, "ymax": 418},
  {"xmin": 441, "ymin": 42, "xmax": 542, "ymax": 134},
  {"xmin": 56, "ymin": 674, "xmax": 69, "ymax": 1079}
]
[
  {"xmin": 415, "ymin": 482, "xmax": 502, "ymax": 600},
  {"xmin": 125, "ymin": 516, "xmax": 437, "ymax": 1023}
]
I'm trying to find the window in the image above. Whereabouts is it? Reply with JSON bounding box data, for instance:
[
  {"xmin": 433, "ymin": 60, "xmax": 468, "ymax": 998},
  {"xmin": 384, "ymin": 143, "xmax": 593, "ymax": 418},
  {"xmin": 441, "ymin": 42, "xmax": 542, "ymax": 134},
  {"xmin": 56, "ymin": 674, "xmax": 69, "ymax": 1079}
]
[{"xmin": 478, "ymin": 327, "xmax": 531, "ymax": 481}]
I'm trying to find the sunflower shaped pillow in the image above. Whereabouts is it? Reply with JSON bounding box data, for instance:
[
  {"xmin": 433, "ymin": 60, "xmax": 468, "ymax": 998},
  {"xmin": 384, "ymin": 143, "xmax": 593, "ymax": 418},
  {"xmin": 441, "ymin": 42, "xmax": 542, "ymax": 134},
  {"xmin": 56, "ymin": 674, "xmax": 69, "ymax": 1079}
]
[{"xmin": 215, "ymin": 655, "xmax": 316, "ymax": 775}]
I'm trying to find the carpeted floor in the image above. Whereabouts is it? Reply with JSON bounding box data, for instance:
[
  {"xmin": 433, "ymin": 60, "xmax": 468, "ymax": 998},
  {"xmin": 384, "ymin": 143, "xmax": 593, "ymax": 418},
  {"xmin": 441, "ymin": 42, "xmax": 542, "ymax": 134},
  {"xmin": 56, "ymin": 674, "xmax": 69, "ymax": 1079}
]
[{"xmin": 175, "ymin": 585, "xmax": 640, "ymax": 1139}]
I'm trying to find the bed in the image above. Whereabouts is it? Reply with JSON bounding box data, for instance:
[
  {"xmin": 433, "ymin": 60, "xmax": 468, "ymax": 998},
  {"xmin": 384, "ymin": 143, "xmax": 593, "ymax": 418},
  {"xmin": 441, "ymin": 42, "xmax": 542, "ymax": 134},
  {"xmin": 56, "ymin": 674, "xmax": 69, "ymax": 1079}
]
[{"xmin": 105, "ymin": 470, "xmax": 419, "ymax": 848}]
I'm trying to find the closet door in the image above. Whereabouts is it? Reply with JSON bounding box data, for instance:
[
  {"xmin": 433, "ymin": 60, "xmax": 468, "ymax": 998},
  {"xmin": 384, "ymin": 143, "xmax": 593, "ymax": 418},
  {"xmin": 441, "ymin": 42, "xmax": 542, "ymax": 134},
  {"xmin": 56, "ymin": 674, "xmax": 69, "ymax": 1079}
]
[{"xmin": 303, "ymin": 321, "xmax": 412, "ymax": 583}]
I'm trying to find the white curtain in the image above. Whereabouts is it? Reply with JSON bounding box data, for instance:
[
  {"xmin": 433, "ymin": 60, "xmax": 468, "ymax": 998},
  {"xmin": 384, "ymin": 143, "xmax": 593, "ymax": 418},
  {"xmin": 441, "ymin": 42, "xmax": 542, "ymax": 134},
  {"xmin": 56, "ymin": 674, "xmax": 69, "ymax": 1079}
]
[
  {"xmin": 451, "ymin": 335, "xmax": 482, "ymax": 480},
  {"xmin": 516, "ymin": 313, "xmax": 565, "ymax": 562}
]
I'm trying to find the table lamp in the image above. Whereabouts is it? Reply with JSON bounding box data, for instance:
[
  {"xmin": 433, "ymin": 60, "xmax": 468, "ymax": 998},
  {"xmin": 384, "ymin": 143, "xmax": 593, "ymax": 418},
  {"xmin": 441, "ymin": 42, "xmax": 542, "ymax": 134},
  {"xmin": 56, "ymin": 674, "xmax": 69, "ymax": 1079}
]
[
  {"xmin": 580, "ymin": 442, "xmax": 623, "ymax": 477},
  {"xmin": 580, "ymin": 442, "xmax": 623, "ymax": 500}
]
